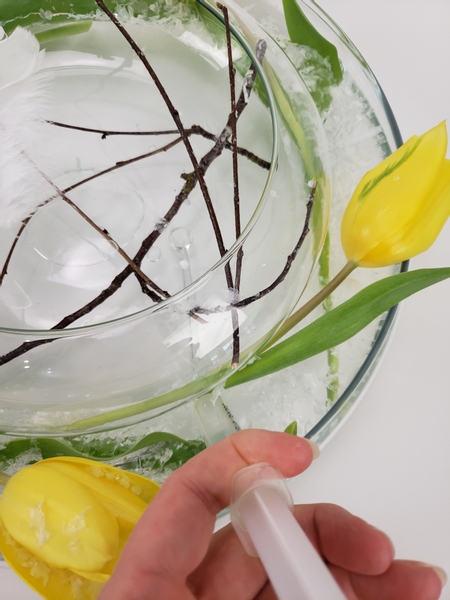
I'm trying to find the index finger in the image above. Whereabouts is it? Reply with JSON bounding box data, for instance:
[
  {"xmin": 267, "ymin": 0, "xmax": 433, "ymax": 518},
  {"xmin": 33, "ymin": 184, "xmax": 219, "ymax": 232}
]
[{"xmin": 101, "ymin": 429, "xmax": 317, "ymax": 598}]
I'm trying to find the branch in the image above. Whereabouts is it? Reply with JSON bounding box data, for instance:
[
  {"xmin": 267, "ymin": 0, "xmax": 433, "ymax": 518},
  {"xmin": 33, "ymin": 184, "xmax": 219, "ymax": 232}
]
[
  {"xmin": 0, "ymin": 136, "xmax": 185, "ymax": 287},
  {"xmin": 0, "ymin": 34, "xmax": 268, "ymax": 366},
  {"xmin": 95, "ymin": 0, "xmax": 230, "ymax": 268},
  {"xmin": 0, "ymin": 122, "xmax": 269, "ymax": 287},
  {"xmin": 46, "ymin": 120, "xmax": 271, "ymax": 169},
  {"xmin": 0, "ymin": 213, "xmax": 37, "ymax": 286},
  {"xmin": 46, "ymin": 120, "xmax": 182, "ymax": 139},
  {"xmin": 219, "ymin": 2, "xmax": 242, "ymax": 367},
  {"xmin": 36, "ymin": 167, "xmax": 169, "ymax": 301},
  {"xmin": 193, "ymin": 183, "xmax": 316, "ymax": 314},
  {"xmin": 234, "ymin": 183, "xmax": 316, "ymax": 308},
  {"xmin": 191, "ymin": 125, "xmax": 270, "ymax": 170}
]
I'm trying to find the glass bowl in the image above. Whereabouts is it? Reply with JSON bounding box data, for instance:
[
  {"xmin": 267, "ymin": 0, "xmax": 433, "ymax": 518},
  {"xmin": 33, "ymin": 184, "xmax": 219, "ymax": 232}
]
[
  {"xmin": 0, "ymin": 0, "xmax": 403, "ymax": 479},
  {"xmin": 0, "ymin": 0, "xmax": 329, "ymax": 456}
]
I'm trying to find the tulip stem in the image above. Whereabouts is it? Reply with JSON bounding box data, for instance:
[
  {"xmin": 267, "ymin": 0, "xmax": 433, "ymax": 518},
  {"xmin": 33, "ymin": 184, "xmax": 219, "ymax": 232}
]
[
  {"xmin": 318, "ymin": 233, "xmax": 340, "ymax": 405},
  {"xmin": 0, "ymin": 471, "xmax": 11, "ymax": 486},
  {"xmin": 261, "ymin": 260, "xmax": 358, "ymax": 351}
]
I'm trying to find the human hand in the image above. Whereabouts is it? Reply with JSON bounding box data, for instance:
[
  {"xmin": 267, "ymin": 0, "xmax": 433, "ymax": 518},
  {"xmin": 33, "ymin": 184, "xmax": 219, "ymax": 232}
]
[{"xmin": 98, "ymin": 429, "xmax": 446, "ymax": 600}]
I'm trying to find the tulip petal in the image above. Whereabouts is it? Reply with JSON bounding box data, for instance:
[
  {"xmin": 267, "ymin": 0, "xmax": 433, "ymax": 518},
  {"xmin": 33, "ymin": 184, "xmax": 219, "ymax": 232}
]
[
  {"xmin": 73, "ymin": 568, "xmax": 110, "ymax": 584},
  {"xmin": 357, "ymin": 159, "xmax": 450, "ymax": 266},
  {"xmin": 40, "ymin": 457, "xmax": 159, "ymax": 523},
  {"xmin": 0, "ymin": 458, "xmax": 160, "ymax": 599},
  {"xmin": 0, "ymin": 464, "xmax": 119, "ymax": 572},
  {"xmin": 414, "ymin": 158, "xmax": 450, "ymax": 241},
  {"xmin": 73, "ymin": 517, "xmax": 134, "ymax": 582},
  {"xmin": 0, "ymin": 521, "xmax": 103, "ymax": 600},
  {"xmin": 341, "ymin": 122, "xmax": 449, "ymax": 265}
]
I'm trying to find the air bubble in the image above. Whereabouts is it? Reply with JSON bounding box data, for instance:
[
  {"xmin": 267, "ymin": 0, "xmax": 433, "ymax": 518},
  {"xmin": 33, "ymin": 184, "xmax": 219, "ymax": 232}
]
[
  {"xmin": 146, "ymin": 246, "xmax": 162, "ymax": 263},
  {"xmin": 169, "ymin": 227, "xmax": 192, "ymax": 250}
]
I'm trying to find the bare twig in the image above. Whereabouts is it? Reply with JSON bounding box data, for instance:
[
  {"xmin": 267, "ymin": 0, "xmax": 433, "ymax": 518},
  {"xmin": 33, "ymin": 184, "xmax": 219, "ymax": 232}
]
[
  {"xmin": 234, "ymin": 183, "xmax": 316, "ymax": 308},
  {"xmin": 36, "ymin": 167, "xmax": 168, "ymax": 301},
  {"xmin": 191, "ymin": 125, "xmax": 270, "ymax": 169},
  {"xmin": 1, "ymin": 214, "xmax": 36, "ymax": 286},
  {"xmin": 0, "ymin": 136, "xmax": 185, "ymax": 288},
  {"xmin": 193, "ymin": 183, "xmax": 317, "ymax": 314},
  {"xmin": 65, "ymin": 137, "xmax": 184, "ymax": 193},
  {"xmin": 95, "ymin": 0, "xmax": 230, "ymax": 270},
  {"xmin": 94, "ymin": 1, "xmax": 245, "ymax": 377},
  {"xmin": 46, "ymin": 120, "xmax": 271, "ymax": 169},
  {"xmin": 46, "ymin": 120, "xmax": 182, "ymax": 139},
  {"xmin": 194, "ymin": 42, "xmax": 267, "ymax": 191},
  {"xmin": 0, "ymin": 174, "xmax": 314, "ymax": 366},
  {"xmin": 219, "ymin": 2, "xmax": 242, "ymax": 367}
]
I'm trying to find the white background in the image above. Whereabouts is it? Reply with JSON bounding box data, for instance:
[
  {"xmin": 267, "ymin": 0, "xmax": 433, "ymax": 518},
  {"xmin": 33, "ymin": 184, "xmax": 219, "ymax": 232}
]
[{"xmin": 2, "ymin": 0, "xmax": 450, "ymax": 597}]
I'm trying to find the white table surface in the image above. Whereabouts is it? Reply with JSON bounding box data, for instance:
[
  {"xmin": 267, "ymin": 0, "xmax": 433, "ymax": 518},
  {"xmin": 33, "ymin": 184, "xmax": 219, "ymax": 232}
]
[{"xmin": 2, "ymin": 0, "xmax": 450, "ymax": 597}]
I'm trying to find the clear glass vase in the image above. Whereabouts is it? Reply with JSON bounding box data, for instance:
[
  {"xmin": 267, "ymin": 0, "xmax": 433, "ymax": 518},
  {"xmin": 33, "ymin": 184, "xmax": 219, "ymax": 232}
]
[
  {"xmin": 0, "ymin": 0, "xmax": 403, "ymax": 479},
  {"xmin": 0, "ymin": 0, "xmax": 330, "ymax": 464}
]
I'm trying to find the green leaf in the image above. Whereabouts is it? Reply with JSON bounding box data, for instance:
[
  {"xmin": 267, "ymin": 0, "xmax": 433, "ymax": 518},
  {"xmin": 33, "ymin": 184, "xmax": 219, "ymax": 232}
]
[
  {"xmin": 0, "ymin": 433, "xmax": 206, "ymax": 473},
  {"xmin": 318, "ymin": 232, "xmax": 339, "ymax": 404},
  {"xmin": 225, "ymin": 267, "xmax": 450, "ymax": 388},
  {"xmin": 0, "ymin": 0, "xmax": 193, "ymax": 34},
  {"xmin": 35, "ymin": 21, "xmax": 93, "ymax": 44},
  {"xmin": 0, "ymin": 0, "xmax": 95, "ymax": 33},
  {"xmin": 281, "ymin": 0, "xmax": 343, "ymax": 113},
  {"xmin": 126, "ymin": 437, "xmax": 206, "ymax": 474},
  {"xmin": 0, "ymin": 438, "xmax": 85, "ymax": 461},
  {"xmin": 284, "ymin": 421, "xmax": 298, "ymax": 435},
  {"xmin": 282, "ymin": 0, "xmax": 342, "ymax": 84}
]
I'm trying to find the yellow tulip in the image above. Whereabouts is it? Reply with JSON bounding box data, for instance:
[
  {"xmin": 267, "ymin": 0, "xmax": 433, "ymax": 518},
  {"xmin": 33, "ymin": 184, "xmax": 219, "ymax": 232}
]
[
  {"xmin": 0, "ymin": 457, "xmax": 160, "ymax": 599},
  {"xmin": 341, "ymin": 121, "xmax": 450, "ymax": 267},
  {"xmin": 255, "ymin": 121, "xmax": 450, "ymax": 347}
]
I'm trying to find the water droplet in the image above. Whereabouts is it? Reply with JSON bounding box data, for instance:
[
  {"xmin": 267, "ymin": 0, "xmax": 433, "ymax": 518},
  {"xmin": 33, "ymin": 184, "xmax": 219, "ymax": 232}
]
[
  {"xmin": 146, "ymin": 246, "xmax": 161, "ymax": 263},
  {"xmin": 170, "ymin": 227, "xmax": 192, "ymax": 250}
]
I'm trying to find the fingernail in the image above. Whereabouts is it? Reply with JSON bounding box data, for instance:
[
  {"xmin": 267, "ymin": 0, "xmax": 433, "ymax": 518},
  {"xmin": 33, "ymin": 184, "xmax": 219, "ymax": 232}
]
[
  {"xmin": 306, "ymin": 439, "xmax": 320, "ymax": 460},
  {"xmin": 431, "ymin": 566, "xmax": 447, "ymax": 587},
  {"xmin": 422, "ymin": 564, "xmax": 448, "ymax": 587}
]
